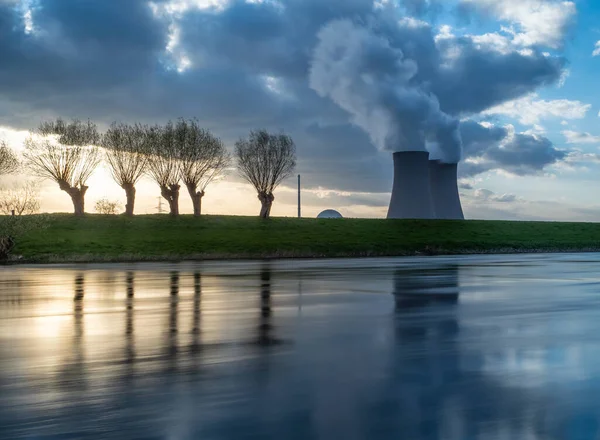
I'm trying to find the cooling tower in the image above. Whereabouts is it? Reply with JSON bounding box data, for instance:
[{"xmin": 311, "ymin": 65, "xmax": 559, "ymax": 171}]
[
  {"xmin": 428, "ymin": 161, "xmax": 464, "ymax": 220},
  {"xmin": 387, "ymin": 151, "xmax": 435, "ymax": 219}
]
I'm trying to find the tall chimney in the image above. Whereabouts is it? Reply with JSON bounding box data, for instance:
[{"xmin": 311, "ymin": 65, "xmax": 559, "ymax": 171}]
[
  {"xmin": 387, "ymin": 151, "xmax": 435, "ymax": 219},
  {"xmin": 428, "ymin": 161, "xmax": 464, "ymax": 220}
]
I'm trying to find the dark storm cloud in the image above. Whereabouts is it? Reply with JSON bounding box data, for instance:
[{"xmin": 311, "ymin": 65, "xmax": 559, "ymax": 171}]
[
  {"xmin": 459, "ymin": 120, "xmax": 508, "ymax": 157},
  {"xmin": 485, "ymin": 133, "xmax": 567, "ymax": 175},
  {"xmin": 432, "ymin": 35, "xmax": 565, "ymax": 116},
  {"xmin": 0, "ymin": 0, "xmax": 170, "ymax": 126},
  {"xmin": 0, "ymin": 0, "xmax": 571, "ymax": 193},
  {"xmin": 458, "ymin": 121, "xmax": 567, "ymax": 177},
  {"xmin": 178, "ymin": 0, "xmax": 376, "ymax": 78}
]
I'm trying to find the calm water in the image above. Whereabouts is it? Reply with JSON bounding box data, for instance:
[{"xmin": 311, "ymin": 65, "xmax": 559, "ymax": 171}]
[{"xmin": 2, "ymin": 255, "xmax": 600, "ymax": 439}]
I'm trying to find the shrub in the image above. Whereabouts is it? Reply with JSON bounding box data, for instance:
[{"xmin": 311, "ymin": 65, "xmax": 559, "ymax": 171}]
[{"xmin": 95, "ymin": 198, "xmax": 121, "ymax": 215}]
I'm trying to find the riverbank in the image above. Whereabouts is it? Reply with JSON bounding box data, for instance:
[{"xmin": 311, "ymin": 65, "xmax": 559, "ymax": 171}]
[{"xmin": 3, "ymin": 214, "xmax": 600, "ymax": 264}]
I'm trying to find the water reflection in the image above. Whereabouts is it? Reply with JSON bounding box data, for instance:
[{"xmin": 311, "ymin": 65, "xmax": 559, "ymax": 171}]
[
  {"xmin": 256, "ymin": 263, "xmax": 281, "ymax": 346},
  {"xmin": 56, "ymin": 273, "xmax": 87, "ymax": 395},
  {"xmin": 1, "ymin": 256, "xmax": 600, "ymax": 438},
  {"xmin": 393, "ymin": 265, "xmax": 459, "ymax": 310},
  {"xmin": 125, "ymin": 272, "xmax": 135, "ymax": 363},
  {"xmin": 191, "ymin": 271, "xmax": 202, "ymax": 353}
]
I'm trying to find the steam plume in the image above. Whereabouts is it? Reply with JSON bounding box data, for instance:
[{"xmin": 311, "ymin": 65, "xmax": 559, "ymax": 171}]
[{"xmin": 309, "ymin": 19, "xmax": 462, "ymax": 163}]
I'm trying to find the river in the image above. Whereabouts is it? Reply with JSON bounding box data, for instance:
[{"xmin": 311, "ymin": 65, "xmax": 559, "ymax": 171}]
[{"xmin": 1, "ymin": 254, "xmax": 600, "ymax": 439}]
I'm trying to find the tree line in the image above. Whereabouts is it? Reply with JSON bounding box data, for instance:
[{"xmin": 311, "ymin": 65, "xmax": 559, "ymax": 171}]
[{"xmin": 0, "ymin": 118, "xmax": 297, "ymax": 219}]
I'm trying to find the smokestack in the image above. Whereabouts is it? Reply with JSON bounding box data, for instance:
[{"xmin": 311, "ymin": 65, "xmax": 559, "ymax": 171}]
[
  {"xmin": 387, "ymin": 151, "xmax": 435, "ymax": 219},
  {"xmin": 429, "ymin": 161, "xmax": 464, "ymax": 220}
]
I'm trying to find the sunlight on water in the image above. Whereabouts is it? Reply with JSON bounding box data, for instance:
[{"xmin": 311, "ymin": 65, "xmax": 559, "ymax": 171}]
[{"xmin": 1, "ymin": 254, "xmax": 600, "ymax": 439}]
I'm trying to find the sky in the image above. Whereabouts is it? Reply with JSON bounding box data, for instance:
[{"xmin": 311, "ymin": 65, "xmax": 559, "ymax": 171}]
[{"xmin": 0, "ymin": 0, "xmax": 599, "ymax": 220}]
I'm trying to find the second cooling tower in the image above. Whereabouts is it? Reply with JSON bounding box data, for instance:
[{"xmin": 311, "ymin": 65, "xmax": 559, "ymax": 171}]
[
  {"xmin": 429, "ymin": 161, "xmax": 464, "ymax": 220},
  {"xmin": 387, "ymin": 151, "xmax": 435, "ymax": 219}
]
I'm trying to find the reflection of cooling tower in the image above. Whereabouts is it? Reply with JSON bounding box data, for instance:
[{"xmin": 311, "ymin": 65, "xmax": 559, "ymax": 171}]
[
  {"xmin": 393, "ymin": 266, "xmax": 459, "ymax": 309},
  {"xmin": 429, "ymin": 161, "xmax": 464, "ymax": 220},
  {"xmin": 387, "ymin": 152, "xmax": 434, "ymax": 219}
]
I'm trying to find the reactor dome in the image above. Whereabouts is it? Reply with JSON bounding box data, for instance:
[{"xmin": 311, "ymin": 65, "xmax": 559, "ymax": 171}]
[{"xmin": 317, "ymin": 209, "xmax": 343, "ymax": 219}]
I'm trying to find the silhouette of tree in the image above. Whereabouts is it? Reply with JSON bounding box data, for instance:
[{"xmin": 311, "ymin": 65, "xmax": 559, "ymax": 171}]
[
  {"xmin": 24, "ymin": 118, "xmax": 100, "ymax": 216},
  {"xmin": 236, "ymin": 130, "xmax": 296, "ymax": 219},
  {"xmin": 145, "ymin": 123, "xmax": 181, "ymax": 216},
  {"xmin": 177, "ymin": 119, "xmax": 230, "ymax": 216},
  {"xmin": 102, "ymin": 123, "xmax": 149, "ymax": 216}
]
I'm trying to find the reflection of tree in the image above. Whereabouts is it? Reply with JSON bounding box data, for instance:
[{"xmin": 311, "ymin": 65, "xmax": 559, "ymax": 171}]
[
  {"xmin": 125, "ymin": 272, "xmax": 135, "ymax": 363},
  {"xmin": 55, "ymin": 272, "xmax": 87, "ymax": 393},
  {"xmin": 191, "ymin": 271, "xmax": 202, "ymax": 350},
  {"xmin": 73, "ymin": 273, "xmax": 84, "ymax": 338},
  {"xmin": 166, "ymin": 271, "xmax": 179, "ymax": 363},
  {"xmin": 256, "ymin": 263, "xmax": 280, "ymax": 346},
  {"xmin": 0, "ymin": 277, "xmax": 23, "ymax": 307}
]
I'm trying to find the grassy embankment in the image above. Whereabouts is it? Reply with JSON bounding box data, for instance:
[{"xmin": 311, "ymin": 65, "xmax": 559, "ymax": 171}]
[{"xmin": 4, "ymin": 214, "xmax": 600, "ymax": 264}]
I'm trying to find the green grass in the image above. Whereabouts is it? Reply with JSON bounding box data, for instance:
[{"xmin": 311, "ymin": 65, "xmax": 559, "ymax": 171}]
[{"xmin": 5, "ymin": 214, "xmax": 600, "ymax": 263}]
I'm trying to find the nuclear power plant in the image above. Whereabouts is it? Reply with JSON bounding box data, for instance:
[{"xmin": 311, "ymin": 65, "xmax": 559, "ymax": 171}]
[
  {"xmin": 387, "ymin": 152, "xmax": 465, "ymax": 220},
  {"xmin": 387, "ymin": 152, "xmax": 435, "ymax": 219},
  {"xmin": 429, "ymin": 160, "xmax": 464, "ymax": 220}
]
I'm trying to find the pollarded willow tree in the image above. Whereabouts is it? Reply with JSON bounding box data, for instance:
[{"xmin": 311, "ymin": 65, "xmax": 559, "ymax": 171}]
[
  {"xmin": 102, "ymin": 123, "xmax": 149, "ymax": 216},
  {"xmin": 236, "ymin": 130, "xmax": 296, "ymax": 219},
  {"xmin": 0, "ymin": 142, "xmax": 19, "ymax": 176},
  {"xmin": 177, "ymin": 119, "xmax": 230, "ymax": 217},
  {"xmin": 24, "ymin": 119, "xmax": 100, "ymax": 216},
  {"xmin": 145, "ymin": 122, "xmax": 182, "ymax": 216}
]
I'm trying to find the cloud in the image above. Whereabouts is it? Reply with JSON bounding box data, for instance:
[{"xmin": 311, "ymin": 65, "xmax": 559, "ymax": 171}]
[
  {"xmin": 563, "ymin": 150, "xmax": 600, "ymax": 167},
  {"xmin": 459, "ymin": 121, "xmax": 567, "ymax": 177},
  {"xmin": 460, "ymin": 0, "xmax": 576, "ymax": 49},
  {"xmin": 458, "ymin": 180, "xmax": 474, "ymax": 190},
  {"xmin": 459, "ymin": 120, "xmax": 508, "ymax": 157},
  {"xmin": 485, "ymin": 132, "xmax": 566, "ymax": 175},
  {"xmin": 473, "ymin": 188, "xmax": 518, "ymax": 203},
  {"xmin": 594, "ymin": 41, "xmax": 600, "ymax": 57},
  {"xmin": 0, "ymin": 0, "xmax": 571, "ymax": 200},
  {"xmin": 482, "ymin": 94, "xmax": 591, "ymax": 125},
  {"xmin": 562, "ymin": 131, "xmax": 600, "ymax": 145}
]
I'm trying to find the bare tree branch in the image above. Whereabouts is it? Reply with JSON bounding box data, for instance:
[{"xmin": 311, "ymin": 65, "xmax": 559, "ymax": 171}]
[
  {"xmin": 0, "ymin": 142, "xmax": 19, "ymax": 175},
  {"xmin": 144, "ymin": 122, "xmax": 182, "ymax": 216},
  {"xmin": 0, "ymin": 181, "xmax": 40, "ymax": 216},
  {"xmin": 23, "ymin": 118, "xmax": 101, "ymax": 216},
  {"xmin": 102, "ymin": 122, "xmax": 149, "ymax": 215},
  {"xmin": 236, "ymin": 129, "xmax": 296, "ymax": 218},
  {"xmin": 177, "ymin": 119, "xmax": 230, "ymax": 216}
]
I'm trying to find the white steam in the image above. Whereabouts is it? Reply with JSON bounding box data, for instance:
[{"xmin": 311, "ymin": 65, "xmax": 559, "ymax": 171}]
[{"xmin": 309, "ymin": 19, "xmax": 462, "ymax": 163}]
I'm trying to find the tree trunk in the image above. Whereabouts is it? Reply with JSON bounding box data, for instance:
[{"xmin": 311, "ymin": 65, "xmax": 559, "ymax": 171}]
[
  {"xmin": 258, "ymin": 192, "xmax": 274, "ymax": 219},
  {"xmin": 186, "ymin": 183, "xmax": 205, "ymax": 217},
  {"xmin": 122, "ymin": 183, "xmax": 136, "ymax": 216},
  {"xmin": 59, "ymin": 181, "xmax": 87, "ymax": 216},
  {"xmin": 161, "ymin": 184, "xmax": 180, "ymax": 217}
]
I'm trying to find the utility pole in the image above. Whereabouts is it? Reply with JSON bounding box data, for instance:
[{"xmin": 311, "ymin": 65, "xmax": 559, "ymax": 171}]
[{"xmin": 297, "ymin": 174, "xmax": 301, "ymax": 218}]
